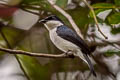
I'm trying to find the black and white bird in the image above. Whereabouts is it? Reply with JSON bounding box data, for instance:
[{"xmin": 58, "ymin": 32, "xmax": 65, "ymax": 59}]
[{"xmin": 40, "ymin": 15, "xmax": 96, "ymax": 76}]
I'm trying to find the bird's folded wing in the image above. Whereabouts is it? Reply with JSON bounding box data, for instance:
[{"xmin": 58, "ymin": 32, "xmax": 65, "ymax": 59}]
[{"xmin": 56, "ymin": 25, "xmax": 90, "ymax": 55}]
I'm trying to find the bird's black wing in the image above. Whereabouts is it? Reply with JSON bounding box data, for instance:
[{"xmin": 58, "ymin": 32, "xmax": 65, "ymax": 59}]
[{"xmin": 56, "ymin": 25, "xmax": 90, "ymax": 55}]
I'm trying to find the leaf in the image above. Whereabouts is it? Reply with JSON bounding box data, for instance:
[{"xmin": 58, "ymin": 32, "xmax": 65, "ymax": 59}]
[
  {"xmin": 89, "ymin": 8, "xmax": 110, "ymax": 18},
  {"xmin": 14, "ymin": 26, "xmax": 54, "ymax": 80},
  {"xmin": 105, "ymin": 50, "xmax": 120, "ymax": 56},
  {"xmin": 89, "ymin": 3, "xmax": 114, "ymax": 18},
  {"xmin": 18, "ymin": 55, "xmax": 50, "ymax": 80},
  {"xmin": 56, "ymin": 0, "xmax": 68, "ymax": 8},
  {"xmin": 92, "ymin": 3, "xmax": 114, "ymax": 8},
  {"xmin": 1, "ymin": 27, "xmax": 25, "ymax": 47},
  {"xmin": 111, "ymin": 27, "xmax": 120, "ymax": 34},
  {"xmin": 114, "ymin": 0, "xmax": 120, "ymax": 6},
  {"xmin": 0, "ymin": 26, "xmax": 25, "ymax": 57},
  {"xmin": 107, "ymin": 12, "xmax": 120, "ymax": 24}
]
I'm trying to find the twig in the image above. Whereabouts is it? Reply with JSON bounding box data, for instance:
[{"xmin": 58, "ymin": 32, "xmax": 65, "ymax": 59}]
[
  {"xmin": 93, "ymin": 6, "xmax": 120, "ymax": 9},
  {"xmin": 82, "ymin": 0, "xmax": 108, "ymax": 39},
  {"xmin": 47, "ymin": 0, "xmax": 83, "ymax": 38},
  {"xmin": 88, "ymin": 34, "xmax": 120, "ymax": 48},
  {"xmin": 0, "ymin": 47, "xmax": 75, "ymax": 58},
  {"xmin": 94, "ymin": 35, "xmax": 120, "ymax": 49},
  {"xmin": 21, "ymin": 8, "xmax": 40, "ymax": 16}
]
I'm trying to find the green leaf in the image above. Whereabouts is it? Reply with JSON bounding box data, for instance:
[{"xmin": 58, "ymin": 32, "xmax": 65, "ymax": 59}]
[
  {"xmin": 89, "ymin": 3, "xmax": 114, "ymax": 18},
  {"xmin": 92, "ymin": 3, "xmax": 114, "ymax": 8},
  {"xmin": 0, "ymin": 27, "xmax": 25, "ymax": 56},
  {"xmin": 111, "ymin": 27, "xmax": 120, "ymax": 34},
  {"xmin": 1, "ymin": 27, "xmax": 25, "ymax": 47},
  {"xmin": 56, "ymin": 0, "xmax": 68, "ymax": 8},
  {"xmin": 114, "ymin": 0, "xmax": 120, "ymax": 6},
  {"xmin": 89, "ymin": 8, "xmax": 110, "ymax": 18},
  {"xmin": 18, "ymin": 55, "xmax": 50, "ymax": 80},
  {"xmin": 105, "ymin": 50, "xmax": 120, "ymax": 56},
  {"xmin": 108, "ymin": 12, "xmax": 120, "ymax": 24}
]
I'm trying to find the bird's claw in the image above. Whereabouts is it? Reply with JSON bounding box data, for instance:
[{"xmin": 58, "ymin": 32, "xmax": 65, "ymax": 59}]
[{"xmin": 65, "ymin": 50, "xmax": 75, "ymax": 58}]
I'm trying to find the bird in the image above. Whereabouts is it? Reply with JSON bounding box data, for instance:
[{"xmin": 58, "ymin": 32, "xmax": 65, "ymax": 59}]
[{"xmin": 40, "ymin": 15, "xmax": 96, "ymax": 76}]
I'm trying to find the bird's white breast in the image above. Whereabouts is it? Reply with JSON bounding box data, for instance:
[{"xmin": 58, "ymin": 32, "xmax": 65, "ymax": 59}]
[{"xmin": 49, "ymin": 28, "xmax": 79, "ymax": 53}]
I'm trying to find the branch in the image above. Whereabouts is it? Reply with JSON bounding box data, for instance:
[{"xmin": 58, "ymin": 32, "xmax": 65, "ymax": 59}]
[
  {"xmin": 88, "ymin": 34, "xmax": 120, "ymax": 49},
  {"xmin": 0, "ymin": 47, "xmax": 74, "ymax": 58},
  {"xmin": 47, "ymin": 0, "xmax": 83, "ymax": 38},
  {"xmin": 82, "ymin": 0, "xmax": 108, "ymax": 39},
  {"xmin": 95, "ymin": 37, "xmax": 120, "ymax": 49}
]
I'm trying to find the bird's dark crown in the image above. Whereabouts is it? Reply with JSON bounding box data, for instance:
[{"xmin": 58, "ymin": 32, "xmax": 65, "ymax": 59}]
[{"xmin": 40, "ymin": 15, "xmax": 63, "ymax": 23}]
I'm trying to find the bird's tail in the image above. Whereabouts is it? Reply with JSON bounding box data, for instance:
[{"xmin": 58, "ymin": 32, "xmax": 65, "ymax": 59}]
[{"xmin": 77, "ymin": 52, "xmax": 96, "ymax": 76}]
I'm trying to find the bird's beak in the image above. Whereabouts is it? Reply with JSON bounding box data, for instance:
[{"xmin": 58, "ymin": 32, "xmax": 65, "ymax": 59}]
[{"xmin": 39, "ymin": 19, "xmax": 47, "ymax": 23}]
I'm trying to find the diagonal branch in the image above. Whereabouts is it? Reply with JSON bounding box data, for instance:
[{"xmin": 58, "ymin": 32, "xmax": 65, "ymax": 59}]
[
  {"xmin": 82, "ymin": 0, "xmax": 108, "ymax": 39},
  {"xmin": 47, "ymin": 0, "xmax": 83, "ymax": 39}
]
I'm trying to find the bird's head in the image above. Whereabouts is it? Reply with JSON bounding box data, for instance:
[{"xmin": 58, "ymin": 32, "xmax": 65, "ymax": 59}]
[{"xmin": 40, "ymin": 15, "xmax": 64, "ymax": 30}]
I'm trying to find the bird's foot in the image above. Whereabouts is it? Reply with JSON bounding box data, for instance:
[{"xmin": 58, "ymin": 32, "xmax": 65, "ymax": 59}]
[{"xmin": 65, "ymin": 50, "xmax": 75, "ymax": 58}]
